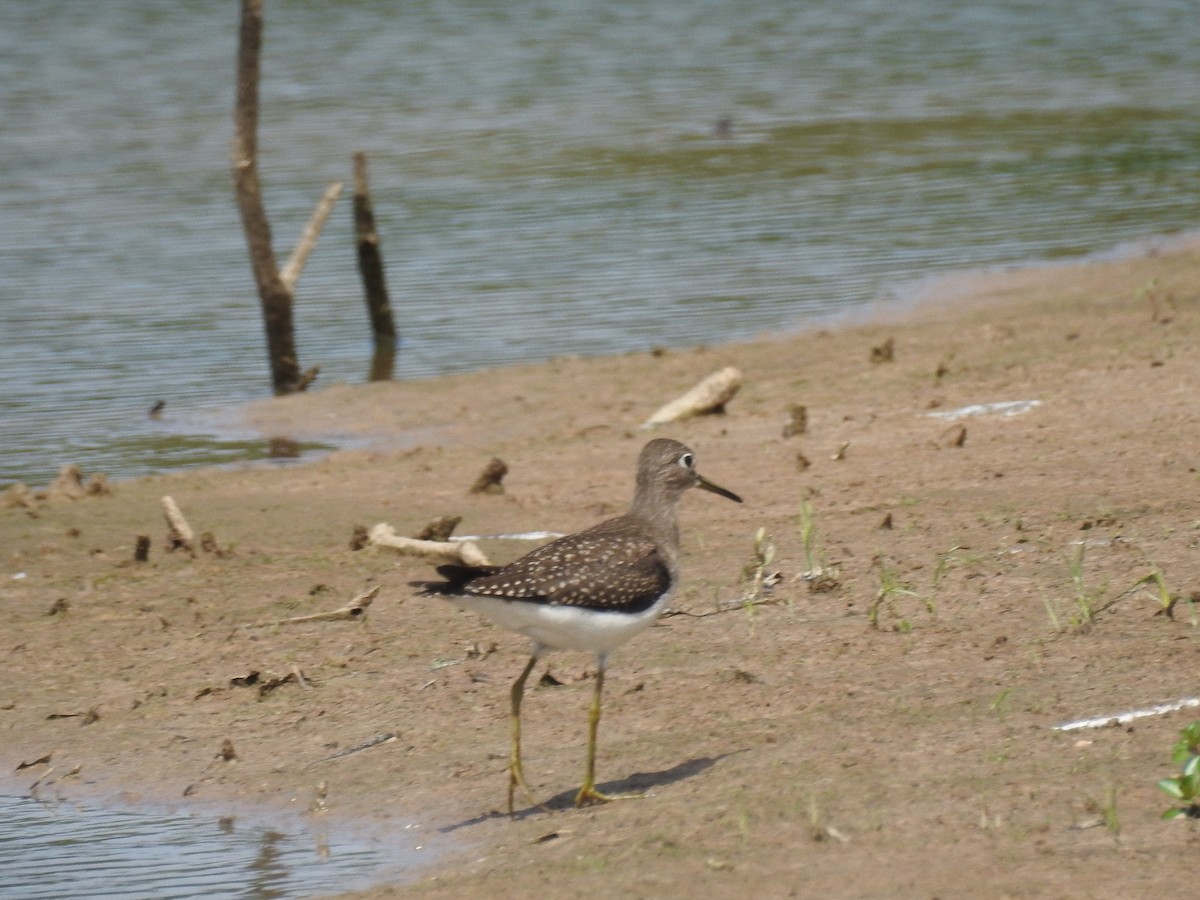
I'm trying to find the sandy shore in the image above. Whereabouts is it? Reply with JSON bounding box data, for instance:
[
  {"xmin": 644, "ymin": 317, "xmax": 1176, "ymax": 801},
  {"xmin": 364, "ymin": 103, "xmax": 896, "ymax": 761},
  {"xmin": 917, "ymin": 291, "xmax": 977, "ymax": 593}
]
[{"xmin": 4, "ymin": 239, "xmax": 1200, "ymax": 897}]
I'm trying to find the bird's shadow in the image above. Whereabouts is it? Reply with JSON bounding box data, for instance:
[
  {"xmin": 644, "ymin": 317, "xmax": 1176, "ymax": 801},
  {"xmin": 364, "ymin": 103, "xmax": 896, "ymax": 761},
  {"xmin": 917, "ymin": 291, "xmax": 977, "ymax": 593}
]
[{"xmin": 437, "ymin": 752, "xmax": 738, "ymax": 833}]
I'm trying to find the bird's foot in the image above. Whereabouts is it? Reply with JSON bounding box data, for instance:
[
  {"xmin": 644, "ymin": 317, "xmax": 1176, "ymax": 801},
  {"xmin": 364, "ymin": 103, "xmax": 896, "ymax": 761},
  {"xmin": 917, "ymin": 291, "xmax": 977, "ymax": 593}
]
[
  {"xmin": 507, "ymin": 761, "xmax": 540, "ymax": 815},
  {"xmin": 574, "ymin": 783, "xmax": 643, "ymax": 808}
]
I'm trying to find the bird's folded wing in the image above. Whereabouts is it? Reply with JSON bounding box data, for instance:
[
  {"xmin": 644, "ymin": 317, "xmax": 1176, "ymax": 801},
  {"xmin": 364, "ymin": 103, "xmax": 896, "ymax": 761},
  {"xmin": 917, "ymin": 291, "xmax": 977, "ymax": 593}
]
[{"xmin": 465, "ymin": 533, "xmax": 671, "ymax": 613}]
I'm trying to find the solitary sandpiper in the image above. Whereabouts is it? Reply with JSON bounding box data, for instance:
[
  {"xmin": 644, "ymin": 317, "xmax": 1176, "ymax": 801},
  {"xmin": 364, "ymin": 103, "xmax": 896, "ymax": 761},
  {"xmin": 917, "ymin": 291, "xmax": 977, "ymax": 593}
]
[{"xmin": 416, "ymin": 438, "xmax": 742, "ymax": 812}]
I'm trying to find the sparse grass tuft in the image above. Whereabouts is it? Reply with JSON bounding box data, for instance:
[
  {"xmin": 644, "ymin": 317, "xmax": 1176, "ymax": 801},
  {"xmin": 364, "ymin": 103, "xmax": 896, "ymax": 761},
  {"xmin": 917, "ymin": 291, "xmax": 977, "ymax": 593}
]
[
  {"xmin": 798, "ymin": 499, "xmax": 840, "ymax": 592},
  {"xmin": 1131, "ymin": 558, "xmax": 1198, "ymax": 626},
  {"xmin": 740, "ymin": 526, "xmax": 778, "ymax": 607},
  {"xmin": 1066, "ymin": 542, "xmax": 1105, "ymax": 629},
  {"xmin": 1045, "ymin": 542, "xmax": 1119, "ymax": 632},
  {"xmin": 1047, "ymin": 546, "xmax": 1198, "ymax": 633},
  {"xmin": 869, "ymin": 557, "xmax": 934, "ymax": 631},
  {"xmin": 1085, "ymin": 784, "xmax": 1120, "ymax": 839}
]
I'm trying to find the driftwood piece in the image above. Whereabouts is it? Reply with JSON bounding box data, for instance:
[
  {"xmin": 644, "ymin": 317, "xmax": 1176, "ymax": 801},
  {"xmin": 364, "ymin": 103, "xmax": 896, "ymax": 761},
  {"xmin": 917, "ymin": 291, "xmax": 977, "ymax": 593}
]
[
  {"xmin": 280, "ymin": 181, "xmax": 344, "ymax": 292},
  {"xmin": 161, "ymin": 496, "xmax": 196, "ymax": 556},
  {"xmin": 642, "ymin": 366, "xmax": 743, "ymax": 428},
  {"xmin": 367, "ymin": 523, "xmax": 491, "ymax": 567},
  {"xmin": 232, "ymin": 0, "xmax": 301, "ymax": 395},
  {"xmin": 294, "ymin": 586, "xmax": 377, "ymax": 623},
  {"xmin": 232, "ymin": 2, "xmax": 335, "ymax": 395},
  {"xmin": 278, "ymin": 585, "xmax": 380, "ymax": 625},
  {"xmin": 353, "ymin": 151, "xmax": 397, "ymax": 384},
  {"xmin": 237, "ymin": 585, "xmax": 380, "ymax": 632}
]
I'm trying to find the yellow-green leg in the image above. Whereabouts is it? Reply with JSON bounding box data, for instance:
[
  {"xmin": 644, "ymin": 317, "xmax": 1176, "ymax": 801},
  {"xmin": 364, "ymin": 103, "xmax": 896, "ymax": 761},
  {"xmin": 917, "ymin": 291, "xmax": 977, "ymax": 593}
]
[
  {"xmin": 508, "ymin": 654, "xmax": 540, "ymax": 814},
  {"xmin": 574, "ymin": 661, "xmax": 642, "ymax": 807}
]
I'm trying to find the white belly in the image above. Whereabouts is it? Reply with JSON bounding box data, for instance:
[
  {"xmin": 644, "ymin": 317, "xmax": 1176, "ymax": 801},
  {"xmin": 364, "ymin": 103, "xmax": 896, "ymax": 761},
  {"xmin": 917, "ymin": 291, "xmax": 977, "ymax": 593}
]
[{"xmin": 449, "ymin": 591, "xmax": 672, "ymax": 656}]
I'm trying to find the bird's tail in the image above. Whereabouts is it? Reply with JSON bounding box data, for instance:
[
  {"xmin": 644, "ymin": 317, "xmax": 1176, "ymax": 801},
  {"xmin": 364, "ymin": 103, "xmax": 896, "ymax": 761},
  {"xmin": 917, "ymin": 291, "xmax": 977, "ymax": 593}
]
[{"xmin": 410, "ymin": 563, "xmax": 502, "ymax": 595}]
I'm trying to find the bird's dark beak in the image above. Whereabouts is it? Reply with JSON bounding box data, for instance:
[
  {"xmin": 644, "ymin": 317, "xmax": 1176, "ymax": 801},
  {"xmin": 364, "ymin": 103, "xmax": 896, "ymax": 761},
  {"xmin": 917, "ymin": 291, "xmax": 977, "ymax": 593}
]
[{"xmin": 696, "ymin": 473, "xmax": 742, "ymax": 504}]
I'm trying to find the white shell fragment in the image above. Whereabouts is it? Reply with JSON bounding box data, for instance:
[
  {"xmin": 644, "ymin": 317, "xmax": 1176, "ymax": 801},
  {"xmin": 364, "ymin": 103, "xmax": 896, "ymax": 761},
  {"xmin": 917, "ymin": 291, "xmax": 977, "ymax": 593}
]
[{"xmin": 926, "ymin": 399, "xmax": 1042, "ymax": 422}]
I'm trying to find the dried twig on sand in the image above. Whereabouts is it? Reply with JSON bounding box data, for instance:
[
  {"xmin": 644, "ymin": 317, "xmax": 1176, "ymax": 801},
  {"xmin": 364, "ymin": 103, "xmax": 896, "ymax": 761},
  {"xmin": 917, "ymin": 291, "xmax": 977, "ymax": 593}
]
[
  {"xmin": 276, "ymin": 585, "xmax": 380, "ymax": 625},
  {"xmin": 308, "ymin": 732, "xmax": 398, "ymax": 768}
]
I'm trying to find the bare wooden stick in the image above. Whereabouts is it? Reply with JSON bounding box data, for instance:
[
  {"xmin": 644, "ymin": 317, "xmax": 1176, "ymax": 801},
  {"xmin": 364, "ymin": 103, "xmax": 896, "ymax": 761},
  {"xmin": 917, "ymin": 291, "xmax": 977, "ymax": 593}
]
[
  {"xmin": 353, "ymin": 152, "xmax": 397, "ymax": 348},
  {"xmin": 232, "ymin": 0, "xmax": 302, "ymax": 395},
  {"xmin": 367, "ymin": 523, "xmax": 491, "ymax": 566},
  {"xmin": 161, "ymin": 496, "xmax": 196, "ymax": 555},
  {"xmin": 280, "ymin": 181, "xmax": 344, "ymax": 292},
  {"xmin": 277, "ymin": 585, "xmax": 380, "ymax": 624},
  {"xmin": 641, "ymin": 366, "xmax": 743, "ymax": 428}
]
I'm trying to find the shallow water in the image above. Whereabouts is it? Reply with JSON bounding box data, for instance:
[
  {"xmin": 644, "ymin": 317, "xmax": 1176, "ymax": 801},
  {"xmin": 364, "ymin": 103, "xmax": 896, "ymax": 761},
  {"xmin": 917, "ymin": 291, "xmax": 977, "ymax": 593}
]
[
  {"xmin": 0, "ymin": 794, "xmax": 425, "ymax": 899},
  {"xmin": 2, "ymin": 0, "xmax": 1198, "ymax": 486}
]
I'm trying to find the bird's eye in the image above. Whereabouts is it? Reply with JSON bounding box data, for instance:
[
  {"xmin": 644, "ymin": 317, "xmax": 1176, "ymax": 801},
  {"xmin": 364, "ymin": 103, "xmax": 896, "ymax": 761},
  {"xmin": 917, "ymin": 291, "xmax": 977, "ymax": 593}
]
[{"xmin": 679, "ymin": 453, "xmax": 694, "ymax": 469}]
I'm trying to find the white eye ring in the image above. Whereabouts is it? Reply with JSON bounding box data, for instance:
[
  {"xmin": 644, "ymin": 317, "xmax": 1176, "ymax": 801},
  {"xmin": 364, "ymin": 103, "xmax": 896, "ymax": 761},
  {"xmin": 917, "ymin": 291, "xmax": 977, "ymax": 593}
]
[{"xmin": 679, "ymin": 453, "xmax": 694, "ymax": 469}]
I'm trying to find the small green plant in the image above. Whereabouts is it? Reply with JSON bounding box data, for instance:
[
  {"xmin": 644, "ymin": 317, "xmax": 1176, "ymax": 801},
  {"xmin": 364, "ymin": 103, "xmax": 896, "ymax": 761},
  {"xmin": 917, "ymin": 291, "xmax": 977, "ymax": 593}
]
[
  {"xmin": 798, "ymin": 499, "xmax": 821, "ymax": 577},
  {"xmin": 1140, "ymin": 562, "xmax": 1172, "ymax": 611},
  {"xmin": 1157, "ymin": 721, "xmax": 1200, "ymax": 820},
  {"xmin": 1046, "ymin": 542, "xmax": 1115, "ymax": 632},
  {"xmin": 1067, "ymin": 542, "xmax": 1103, "ymax": 628},
  {"xmin": 989, "ymin": 688, "xmax": 1012, "ymax": 718},
  {"xmin": 739, "ymin": 527, "xmax": 780, "ymax": 613},
  {"xmin": 1042, "ymin": 595, "xmax": 1062, "ymax": 633},
  {"xmin": 1137, "ymin": 276, "xmax": 1175, "ymax": 322},
  {"xmin": 1131, "ymin": 559, "xmax": 1198, "ymax": 626},
  {"xmin": 1047, "ymin": 547, "xmax": 1197, "ymax": 633},
  {"xmin": 869, "ymin": 558, "xmax": 934, "ymax": 631},
  {"xmin": 1095, "ymin": 784, "xmax": 1120, "ymax": 838},
  {"xmin": 797, "ymin": 499, "xmax": 839, "ymax": 591},
  {"xmin": 931, "ymin": 545, "xmax": 965, "ymax": 589}
]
